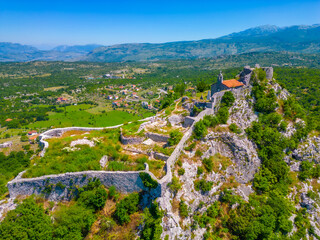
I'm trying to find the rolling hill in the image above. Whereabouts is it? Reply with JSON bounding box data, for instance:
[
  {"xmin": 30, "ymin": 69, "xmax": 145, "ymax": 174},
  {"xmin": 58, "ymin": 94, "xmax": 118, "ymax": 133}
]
[{"xmin": 0, "ymin": 24, "xmax": 319, "ymax": 62}]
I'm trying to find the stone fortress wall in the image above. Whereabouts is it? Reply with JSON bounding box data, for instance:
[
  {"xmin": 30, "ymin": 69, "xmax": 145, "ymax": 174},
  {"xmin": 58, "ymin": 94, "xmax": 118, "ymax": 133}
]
[
  {"xmin": 7, "ymin": 66, "xmax": 273, "ymax": 203},
  {"xmin": 8, "ymin": 170, "xmax": 161, "ymax": 201}
]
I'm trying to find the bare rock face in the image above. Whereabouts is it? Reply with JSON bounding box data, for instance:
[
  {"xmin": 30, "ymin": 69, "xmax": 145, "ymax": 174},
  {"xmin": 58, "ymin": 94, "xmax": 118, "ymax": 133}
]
[
  {"xmin": 292, "ymin": 135, "xmax": 320, "ymax": 163},
  {"xmin": 204, "ymin": 132, "xmax": 261, "ymax": 183},
  {"xmin": 168, "ymin": 115, "xmax": 183, "ymax": 126},
  {"xmin": 0, "ymin": 141, "xmax": 13, "ymax": 148},
  {"xmin": 70, "ymin": 139, "xmax": 95, "ymax": 148},
  {"xmin": 228, "ymin": 87, "xmax": 258, "ymax": 129},
  {"xmin": 99, "ymin": 155, "xmax": 108, "ymax": 168}
]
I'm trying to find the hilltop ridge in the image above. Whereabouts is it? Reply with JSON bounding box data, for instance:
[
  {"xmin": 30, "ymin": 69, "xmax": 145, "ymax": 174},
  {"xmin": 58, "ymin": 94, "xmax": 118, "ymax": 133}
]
[{"xmin": 1, "ymin": 24, "xmax": 319, "ymax": 62}]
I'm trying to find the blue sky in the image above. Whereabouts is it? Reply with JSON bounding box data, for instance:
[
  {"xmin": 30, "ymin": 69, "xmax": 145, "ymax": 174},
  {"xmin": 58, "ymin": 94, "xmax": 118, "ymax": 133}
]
[{"xmin": 0, "ymin": 0, "xmax": 319, "ymax": 49}]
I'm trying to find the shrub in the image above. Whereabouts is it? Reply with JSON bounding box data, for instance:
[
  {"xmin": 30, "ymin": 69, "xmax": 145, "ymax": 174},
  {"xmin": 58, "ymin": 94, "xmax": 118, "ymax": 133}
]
[
  {"xmin": 195, "ymin": 149, "xmax": 203, "ymax": 157},
  {"xmin": 203, "ymin": 115, "xmax": 220, "ymax": 128},
  {"xmin": 203, "ymin": 157, "xmax": 213, "ymax": 172},
  {"xmin": 184, "ymin": 142, "xmax": 196, "ymax": 151},
  {"xmin": 139, "ymin": 172, "xmax": 159, "ymax": 189},
  {"xmin": 0, "ymin": 198, "xmax": 53, "ymax": 239},
  {"xmin": 168, "ymin": 176, "xmax": 181, "ymax": 194},
  {"xmin": 168, "ymin": 130, "xmax": 183, "ymax": 146},
  {"xmin": 178, "ymin": 168, "xmax": 185, "ymax": 176},
  {"xmin": 197, "ymin": 167, "xmax": 204, "ymax": 176},
  {"xmin": 140, "ymin": 202, "xmax": 163, "ymax": 240},
  {"xmin": 108, "ymin": 186, "xmax": 118, "ymax": 200},
  {"xmin": 194, "ymin": 179, "xmax": 213, "ymax": 192},
  {"xmin": 207, "ymin": 201, "xmax": 221, "ymax": 218},
  {"xmin": 217, "ymin": 107, "xmax": 229, "ymax": 124},
  {"xmin": 113, "ymin": 193, "xmax": 140, "ymax": 225},
  {"xmin": 53, "ymin": 204, "xmax": 95, "ymax": 239},
  {"xmin": 221, "ymin": 91, "xmax": 235, "ymax": 108},
  {"xmin": 194, "ymin": 120, "xmax": 207, "ymax": 139},
  {"xmin": 77, "ymin": 186, "xmax": 107, "ymax": 212},
  {"xmin": 229, "ymin": 123, "xmax": 241, "ymax": 134},
  {"xmin": 179, "ymin": 201, "xmax": 189, "ymax": 218}
]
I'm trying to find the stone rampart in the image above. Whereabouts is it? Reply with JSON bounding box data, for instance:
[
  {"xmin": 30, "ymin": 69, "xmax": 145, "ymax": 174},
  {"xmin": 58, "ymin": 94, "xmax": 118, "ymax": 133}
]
[
  {"xmin": 120, "ymin": 134, "xmax": 144, "ymax": 145},
  {"xmin": 145, "ymin": 132, "xmax": 169, "ymax": 143},
  {"xmin": 8, "ymin": 171, "xmax": 161, "ymax": 201},
  {"xmin": 153, "ymin": 152, "xmax": 169, "ymax": 161}
]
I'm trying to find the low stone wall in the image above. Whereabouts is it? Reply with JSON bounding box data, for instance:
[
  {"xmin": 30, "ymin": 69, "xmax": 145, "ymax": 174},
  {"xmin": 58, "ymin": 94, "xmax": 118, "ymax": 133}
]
[
  {"xmin": 153, "ymin": 152, "xmax": 169, "ymax": 161},
  {"xmin": 183, "ymin": 116, "xmax": 196, "ymax": 128},
  {"xmin": 120, "ymin": 134, "xmax": 144, "ymax": 145},
  {"xmin": 145, "ymin": 132, "xmax": 169, "ymax": 143},
  {"xmin": 7, "ymin": 171, "xmax": 161, "ymax": 201}
]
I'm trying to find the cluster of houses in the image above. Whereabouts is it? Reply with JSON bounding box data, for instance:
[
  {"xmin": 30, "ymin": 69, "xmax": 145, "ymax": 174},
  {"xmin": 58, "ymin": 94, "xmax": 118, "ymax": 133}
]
[{"xmin": 56, "ymin": 97, "xmax": 68, "ymax": 103}]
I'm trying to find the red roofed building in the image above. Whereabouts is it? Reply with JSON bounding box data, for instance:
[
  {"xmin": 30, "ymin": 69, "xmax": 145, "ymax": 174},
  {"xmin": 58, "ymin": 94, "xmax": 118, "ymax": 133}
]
[
  {"xmin": 28, "ymin": 130, "xmax": 38, "ymax": 136},
  {"xmin": 210, "ymin": 71, "xmax": 244, "ymax": 97},
  {"xmin": 5, "ymin": 118, "xmax": 13, "ymax": 122},
  {"xmin": 222, "ymin": 79, "xmax": 244, "ymax": 88}
]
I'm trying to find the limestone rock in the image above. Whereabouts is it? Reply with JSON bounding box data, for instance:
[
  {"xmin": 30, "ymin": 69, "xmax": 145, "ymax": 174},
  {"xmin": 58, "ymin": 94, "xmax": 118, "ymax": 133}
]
[
  {"xmin": 70, "ymin": 138, "xmax": 95, "ymax": 148},
  {"xmin": 292, "ymin": 135, "xmax": 320, "ymax": 163},
  {"xmin": 100, "ymin": 155, "xmax": 108, "ymax": 168},
  {"xmin": 168, "ymin": 115, "xmax": 183, "ymax": 126}
]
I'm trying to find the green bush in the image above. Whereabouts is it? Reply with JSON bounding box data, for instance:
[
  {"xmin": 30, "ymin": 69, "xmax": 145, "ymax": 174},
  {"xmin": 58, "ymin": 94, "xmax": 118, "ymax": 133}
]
[
  {"xmin": 139, "ymin": 172, "xmax": 159, "ymax": 189},
  {"xmin": 113, "ymin": 192, "xmax": 140, "ymax": 225},
  {"xmin": 140, "ymin": 202, "xmax": 163, "ymax": 240},
  {"xmin": 77, "ymin": 186, "xmax": 107, "ymax": 212},
  {"xmin": 108, "ymin": 186, "xmax": 118, "ymax": 200},
  {"xmin": 0, "ymin": 198, "xmax": 53, "ymax": 239},
  {"xmin": 168, "ymin": 176, "xmax": 181, "ymax": 194},
  {"xmin": 197, "ymin": 166, "xmax": 204, "ymax": 176},
  {"xmin": 194, "ymin": 179, "xmax": 213, "ymax": 192},
  {"xmin": 221, "ymin": 91, "xmax": 235, "ymax": 108},
  {"xmin": 179, "ymin": 201, "xmax": 189, "ymax": 218},
  {"xmin": 168, "ymin": 130, "xmax": 183, "ymax": 146},
  {"xmin": 184, "ymin": 142, "xmax": 196, "ymax": 151},
  {"xmin": 202, "ymin": 157, "xmax": 213, "ymax": 172},
  {"xmin": 217, "ymin": 107, "xmax": 229, "ymax": 124},
  {"xmin": 178, "ymin": 168, "xmax": 185, "ymax": 176},
  {"xmin": 229, "ymin": 123, "xmax": 241, "ymax": 134},
  {"xmin": 53, "ymin": 204, "xmax": 95, "ymax": 239},
  {"xmin": 194, "ymin": 120, "xmax": 207, "ymax": 139}
]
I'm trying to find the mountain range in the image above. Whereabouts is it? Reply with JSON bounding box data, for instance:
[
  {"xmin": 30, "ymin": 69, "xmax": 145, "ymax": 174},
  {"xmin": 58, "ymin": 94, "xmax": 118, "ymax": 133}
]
[{"xmin": 1, "ymin": 24, "xmax": 319, "ymax": 62}]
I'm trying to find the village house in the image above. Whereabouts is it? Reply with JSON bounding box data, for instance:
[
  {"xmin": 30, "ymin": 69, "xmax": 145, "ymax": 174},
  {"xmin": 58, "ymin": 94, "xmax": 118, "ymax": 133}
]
[
  {"xmin": 142, "ymin": 101, "xmax": 148, "ymax": 108},
  {"xmin": 210, "ymin": 71, "xmax": 244, "ymax": 98},
  {"xmin": 29, "ymin": 134, "xmax": 39, "ymax": 144},
  {"xmin": 120, "ymin": 90, "xmax": 128, "ymax": 95},
  {"xmin": 107, "ymin": 95, "xmax": 113, "ymax": 100},
  {"xmin": 112, "ymin": 100, "xmax": 121, "ymax": 108},
  {"xmin": 5, "ymin": 118, "xmax": 12, "ymax": 122},
  {"xmin": 28, "ymin": 130, "xmax": 38, "ymax": 136},
  {"xmin": 57, "ymin": 97, "xmax": 67, "ymax": 102},
  {"xmin": 114, "ymin": 95, "xmax": 119, "ymax": 100}
]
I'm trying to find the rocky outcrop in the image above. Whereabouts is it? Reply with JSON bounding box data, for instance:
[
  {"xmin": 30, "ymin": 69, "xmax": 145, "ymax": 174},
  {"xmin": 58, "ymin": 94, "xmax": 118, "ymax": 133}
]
[
  {"xmin": 0, "ymin": 141, "xmax": 12, "ymax": 148},
  {"xmin": 99, "ymin": 155, "xmax": 108, "ymax": 168},
  {"xmin": 7, "ymin": 171, "xmax": 161, "ymax": 201},
  {"xmin": 292, "ymin": 135, "xmax": 320, "ymax": 163},
  {"xmin": 204, "ymin": 132, "xmax": 260, "ymax": 183},
  {"xmin": 228, "ymin": 87, "xmax": 258, "ymax": 129},
  {"xmin": 145, "ymin": 132, "xmax": 169, "ymax": 143},
  {"xmin": 167, "ymin": 115, "xmax": 184, "ymax": 126}
]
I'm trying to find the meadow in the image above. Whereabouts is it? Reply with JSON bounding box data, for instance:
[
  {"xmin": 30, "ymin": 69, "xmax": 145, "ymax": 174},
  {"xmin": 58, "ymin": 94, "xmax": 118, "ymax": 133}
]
[
  {"xmin": 23, "ymin": 129, "xmax": 165, "ymax": 179},
  {"xmin": 27, "ymin": 104, "xmax": 154, "ymax": 129}
]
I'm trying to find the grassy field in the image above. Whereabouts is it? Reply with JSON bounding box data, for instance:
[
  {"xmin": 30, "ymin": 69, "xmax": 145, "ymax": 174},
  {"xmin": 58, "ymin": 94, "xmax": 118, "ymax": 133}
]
[
  {"xmin": 28, "ymin": 104, "xmax": 154, "ymax": 129},
  {"xmin": 23, "ymin": 129, "xmax": 165, "ymax": 178}
]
